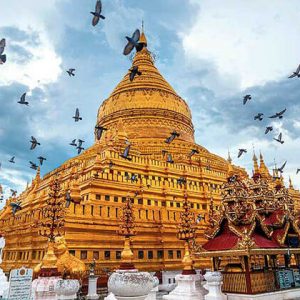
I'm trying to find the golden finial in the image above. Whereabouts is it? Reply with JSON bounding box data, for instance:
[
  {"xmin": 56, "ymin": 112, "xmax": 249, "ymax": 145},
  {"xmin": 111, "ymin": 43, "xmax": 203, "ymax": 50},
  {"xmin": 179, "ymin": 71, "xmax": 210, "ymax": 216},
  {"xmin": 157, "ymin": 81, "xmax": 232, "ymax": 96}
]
[
  {"xmin": 227, "ymin": 150, "xmax": 232, "ymax": 164},
  {"xmin": 289, "ymin": 176, "xmax": 294, "ymax": 189},
  {"xmin": 140, "ymin": 20, "xmax": 147, "ymax": 47},
  {"xmin": 177, "ymin": 193, "xmax": 196, "ymax": 274}
]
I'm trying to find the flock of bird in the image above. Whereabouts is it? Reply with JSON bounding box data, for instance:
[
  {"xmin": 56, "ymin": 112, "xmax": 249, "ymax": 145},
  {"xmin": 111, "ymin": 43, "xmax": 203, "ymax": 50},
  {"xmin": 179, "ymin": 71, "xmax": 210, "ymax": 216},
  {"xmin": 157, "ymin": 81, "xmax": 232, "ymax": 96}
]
[
  {"xmin": 239, "ymin": 73, "xmax": 299, "ymax": 175},
  {"xmin": 0, "ymin": 0, "xmax": 299, "ymax": 207}
]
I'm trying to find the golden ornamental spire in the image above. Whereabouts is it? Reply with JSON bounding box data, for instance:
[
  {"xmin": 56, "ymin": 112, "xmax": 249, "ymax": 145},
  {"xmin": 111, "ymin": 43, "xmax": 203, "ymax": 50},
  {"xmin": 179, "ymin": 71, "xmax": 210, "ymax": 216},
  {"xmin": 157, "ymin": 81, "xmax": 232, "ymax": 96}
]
[
  {"xmin": 253, "ymin": 151, "xmax": 259, "ymax": 174},
  {"xmin": 289, "ymin": 176, "xmax": 294, "ymax": 189},
  {"xmin": 118, "ymin": 195, "xmax": 136, "ymax": 269},
  {"xmin": 140, "ymin": 20, "xmax": 147, "ymax": 47},
  {"xmin": 177, "ymin": 193, "xmax": 196, "ymax": 274}
]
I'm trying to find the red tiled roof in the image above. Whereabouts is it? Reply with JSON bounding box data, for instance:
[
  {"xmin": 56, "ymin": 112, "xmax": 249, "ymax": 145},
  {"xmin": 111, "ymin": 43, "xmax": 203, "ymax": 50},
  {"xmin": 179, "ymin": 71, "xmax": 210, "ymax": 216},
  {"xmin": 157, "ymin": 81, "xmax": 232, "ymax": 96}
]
[{"xmin": 252, "ymin": 233, "xmax": 281, "ymax": 248}]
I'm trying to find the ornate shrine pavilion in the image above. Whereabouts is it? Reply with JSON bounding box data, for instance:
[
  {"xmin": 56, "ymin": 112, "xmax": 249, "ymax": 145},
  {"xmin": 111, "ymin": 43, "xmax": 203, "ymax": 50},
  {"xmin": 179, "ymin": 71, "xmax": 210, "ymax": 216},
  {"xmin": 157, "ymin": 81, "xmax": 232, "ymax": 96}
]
[
  {"xmin": 191, "ymin": 154, "xmax": 300, "ymax": 295},
  {"xmin": 0, "ymin": 29, "xmax": 299, "ymax": 275}
]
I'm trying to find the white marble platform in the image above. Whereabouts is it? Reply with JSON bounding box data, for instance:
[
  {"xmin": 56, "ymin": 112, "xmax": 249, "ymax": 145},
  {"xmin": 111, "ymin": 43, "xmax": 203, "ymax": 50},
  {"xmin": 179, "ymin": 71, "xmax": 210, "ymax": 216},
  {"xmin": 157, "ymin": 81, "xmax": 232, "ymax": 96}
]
[{"xmin": 227, "ymin": 288, "xmax": 300, "ymax": 300}]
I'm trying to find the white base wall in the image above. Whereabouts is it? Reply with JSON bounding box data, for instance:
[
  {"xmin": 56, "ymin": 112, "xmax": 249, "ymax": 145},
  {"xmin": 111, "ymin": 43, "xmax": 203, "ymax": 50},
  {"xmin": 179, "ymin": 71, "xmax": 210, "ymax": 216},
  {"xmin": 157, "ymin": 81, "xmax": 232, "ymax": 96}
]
[{"xmin": 227, "ymin": 288, "xmax": 300, "ymax": 300}]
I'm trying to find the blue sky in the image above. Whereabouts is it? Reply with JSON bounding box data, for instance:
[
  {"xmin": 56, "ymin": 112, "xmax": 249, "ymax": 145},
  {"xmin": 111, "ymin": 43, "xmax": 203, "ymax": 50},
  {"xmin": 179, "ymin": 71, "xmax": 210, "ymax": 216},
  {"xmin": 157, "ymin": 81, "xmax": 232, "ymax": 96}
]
[{"xmin": 1, "ymin": 0, "xmax": 300, "ymax": 203}]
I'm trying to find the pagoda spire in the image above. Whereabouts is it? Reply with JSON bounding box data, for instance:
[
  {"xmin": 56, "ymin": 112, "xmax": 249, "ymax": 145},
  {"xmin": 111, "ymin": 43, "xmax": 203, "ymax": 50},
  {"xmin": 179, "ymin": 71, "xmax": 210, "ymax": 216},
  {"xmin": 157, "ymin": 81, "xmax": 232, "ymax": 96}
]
[
  {"xmin": 253, "ymin": 151, "xmax": 259, "ymax": 174},
  {"xmin": 139, "ymin": 20, "xmax": 147, "ymax": 47},
  {"xmin": 259, "ymin": 152, "xmax": 271, "ymax": 178},
  {"xmin": 227, "ymin": 150, "xmax": 232, "ymax": 164},
  {"xmin": 289, "ymin": 176, "xmax": 294, "ymax": 189}
]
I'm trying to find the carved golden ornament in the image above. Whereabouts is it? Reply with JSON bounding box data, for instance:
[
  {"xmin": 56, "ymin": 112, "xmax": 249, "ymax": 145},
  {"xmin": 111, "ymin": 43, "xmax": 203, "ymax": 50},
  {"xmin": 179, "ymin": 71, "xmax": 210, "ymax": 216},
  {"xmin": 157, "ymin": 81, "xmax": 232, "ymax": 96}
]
[
  {"xmin": 40, "ymin": 241, "xmax": 57, "ymax": 269},
  {"xmin": 182, "ymin": 241, "xmax": 194, "ymax": 271},
  {"xmin": 121, "ymin": 237, "xmax": 134, "ymax": 263}
]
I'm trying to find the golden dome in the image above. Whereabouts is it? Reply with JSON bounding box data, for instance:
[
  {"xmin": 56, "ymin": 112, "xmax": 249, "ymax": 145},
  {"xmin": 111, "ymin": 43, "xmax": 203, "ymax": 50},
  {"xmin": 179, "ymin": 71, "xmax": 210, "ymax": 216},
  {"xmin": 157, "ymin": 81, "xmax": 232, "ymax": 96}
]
[{"xmin": 96, "ymin": 31, "xmax": 194, "ymax": 143}]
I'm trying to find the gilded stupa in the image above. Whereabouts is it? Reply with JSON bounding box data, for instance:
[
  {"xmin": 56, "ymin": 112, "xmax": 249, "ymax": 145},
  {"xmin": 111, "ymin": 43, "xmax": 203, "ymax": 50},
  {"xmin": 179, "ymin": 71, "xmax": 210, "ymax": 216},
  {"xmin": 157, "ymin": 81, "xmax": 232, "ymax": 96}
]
[{"xmin": 0, "ymin": 29, "xmax": 299, "ymax": 273}]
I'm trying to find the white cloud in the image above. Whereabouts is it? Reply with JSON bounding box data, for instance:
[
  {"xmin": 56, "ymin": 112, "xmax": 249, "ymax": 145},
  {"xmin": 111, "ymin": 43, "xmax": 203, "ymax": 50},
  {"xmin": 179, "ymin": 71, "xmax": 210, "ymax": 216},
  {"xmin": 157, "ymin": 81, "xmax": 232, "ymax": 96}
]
[
  {"xmin": 183, "ymin": 0, "xmax": 300, "ymax": 89},
  {"xmin": 0, "ymin": 0, "xmax": 63, "ymax": 89}
]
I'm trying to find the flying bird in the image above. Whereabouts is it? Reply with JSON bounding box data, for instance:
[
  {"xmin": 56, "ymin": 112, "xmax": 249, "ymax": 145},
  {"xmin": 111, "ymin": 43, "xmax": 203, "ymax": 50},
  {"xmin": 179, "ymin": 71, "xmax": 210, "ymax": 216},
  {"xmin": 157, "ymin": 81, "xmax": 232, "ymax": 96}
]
[
  {"xmin": 265, "ymin": 126, "xmax": 273, "ymax": 134},
  {"xmin": 77, "ymin": 139, "xmax": 84, "ymax": 147},
  {"xmin": 177, "ymin": 177, "xmax": 186, "ymax": 185},
  {"xmin": 269, "ymin": 108, "xmax": 286, "ymax": 119},
  {"xmin": 188, "ymin": 149, "xmax": 199, "ymax": 158},
  {"xmin": 167, "ymin": 153, "xmax": 174, "ymax": 164},
  {"xmin": 73, "ymin": 108, "xmax": 82, "ymax": 122},
  {"xmin": 278, "ymin": 161, "xmax": 287, "ymax": 173},
  {"xmin": 254, "ymin": 113, "xmax": 264, "ymax": 121},
  {"xmin": 238, "ymin": 149, "xmax": 247, "ymax": 158},
  {"xmin": 0, "ymin": 38, "xmax": 6, "ymax": 64},
  {"xmin": 77, "ymin": 146, "xmax": 84, "ymax": 154},
  {"xmin": 243, "ymin": 94, "xmax": 251, "ymax": 105},
  {"xmin": 65, "ymin": 191, "xmax": 72, "ymax": 208},
  {"xmin": 29, "ymin": 161, "xmax": 38, "ymax": 170},
  {"xmin": 10, "ymin": 189, "xmax": 17, "ymax": 197},
  {"xmin": 121, "ymin": 145, "xmax": 132, "ymax": 161},
  {"xmin": 296, "ymin": 169, "xmax": 300, "ymax": 175},
  {"xmin": 123, "ymin": 29, "xmax": 143, "ymax": 56},
  {"xmin": 196, "ymin": 214, "xmax": 204, "ymax": 224},
  {"xmin": 129, "ymin": 66, "xmax": 142, "ymax": 82},
  {"xmin": 37, "ymin": 156, "xmax": 46, "ymax": 165},
  {"xmin": 18, "ymin": 93, "xmax": 29, "ymax": 106},
  {"xmin": 273, "ymin": 133, "xmax": 284, "ymax": 144},
  {"xmin": 69, "ymin": 139, "xmax": 77, "ymax": 147},
  {"xmin": 126, "ymin": 174, "xmax": 138, "ymax": 183},
  {"xmin": 66, "ymin": 68, "xmax": 75, "ymax": 77},
  {"xmin": 9, "ymin": 156, "xmax": 15, "ymax": 163},
  {"xmin": 91, "ymin": 0, "xmax": 105, "ymax": 26},
  {"xmin": 165, "ymin": 131, "xmax": 180, "ymax": 144},
  {"xmin": 30, "ymin": 136, "xmax": 40, "ymax": 150},
  {"xmin": 95, "ymin": 126, "xmax": 107, "ymax": 140},
  {"xmin": 288, "ymin": 64, "xmax": 300, "ymax": 78},
  {"xmin": 10, "ymin": 202, "xmax": 22, "ymax": 216}
]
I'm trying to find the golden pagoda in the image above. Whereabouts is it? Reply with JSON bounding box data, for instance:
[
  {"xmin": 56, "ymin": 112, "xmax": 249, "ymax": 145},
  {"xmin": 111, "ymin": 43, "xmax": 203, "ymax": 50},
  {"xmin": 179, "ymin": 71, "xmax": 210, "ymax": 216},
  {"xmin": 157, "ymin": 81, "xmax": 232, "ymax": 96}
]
[{"xmin": 0, "ymin": 29, "xmax": 299, "ymax": 274}]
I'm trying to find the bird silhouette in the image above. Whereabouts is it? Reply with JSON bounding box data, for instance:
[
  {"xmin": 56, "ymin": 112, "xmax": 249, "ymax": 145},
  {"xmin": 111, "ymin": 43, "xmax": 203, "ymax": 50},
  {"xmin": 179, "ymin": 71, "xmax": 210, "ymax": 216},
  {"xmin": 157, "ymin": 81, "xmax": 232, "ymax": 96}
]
[
  {"xmin": 91, "ymin": 0, "xmax": 105, "ymax": 26},
  {"xmin": 37, "ymin": 156, "xmax": 46, "ymax": 165},
  {"xmin": 269, "ymin": 108, "xmax": 286, "ymax": 119},
  {"xmin": 29, "ymin": 161, "xmax": 38, "ymax": 170},
  {"xmin": 0, "ymin": 38, "xmax": 6, "ymax": 64},
  {"xmin": 165, "ymin": 131, "xmax": 180, "ymax": 144},
  {"xmin": 95, "ymin": 126, "xmax": 107, "ymax": 140},
  {"xmin": 10, "ymin": 189, "xmax": 17, "ymax": 197},
  {"xmin": 9, "ymin": 156, "xmax": 15, "ymax": 163},
  {"xmin": 126, "ymin": 174, "xmax": 138, "ymax": 183},
  {"xmin": 121, "ymin": 145, "xmax": 132, "ymax": 161},
  {"xmin": 123, "ymin": 29, "xmax": 143, "ymax": 56},
  {"xmin": 129, "ymin": 66, "xmax": 142, "ymax": 82},
  {"xmin": 67, "ymin": 68, "xmax": 75, "ymax": 77},
  {"xmin": 288, "ymin": 64, "xmax": 300, "ymax": 78},
  {"xmin": 177, "ymin": 177, "xmax": 186, "ymax": 185},
  {"xmin": 196, "ymin": 214, "xmax": 204, "ymax": 224},
  {"xmin": 278, "ymin": 161, "xmax": 287, "ymax": 173},
  {"xmin": 273, "ymin": 133, "xmax": 284, "ymax": 144},
  {"xmin": 77, "ymin": 146, "xmax": 84, "ymax": 154},
  {"xmin": 18, "ymin": 93, "xmax": 29, "ymax": 106},
  {"xmin": 77, "ymin": 139, "xmax": 84, "ymax": 147},
  {"xmin": 30, "ymin": 136, "xmax": 40, "ymax": 150},
  {"xmin": 296, "ymin": 169, "xmax": 300, "ymax": 175},
  {"xmin": 265, "ymin": 126, "xmax": 273, "ymax": 134},
  {"xmin": 65, "ymin": 191, "xmax": 73, "ymax": 208},
  {"xmin": 10, "ymin": 202, "xmax": 22, "ymax": 216},
  {"xmin": 69, "ymin": 139, "xmax": 77, "ymax": 147},
  {"xmin": 238, "ymin": 149, "xmax": 247, "ymax": 158},
  {"xmin": 254, "ymin": 113, "xmax": 264, "ymax": 121},
  {"xmin": 188, "ymin": 149, "xmax": 199, "ymax": 158},
  {"xmin": 73, "ymin": 108, "xmax": 82, "ymax": 122},
  {"xmin": 167, "ymin": 153, "xmax": 174, "ymax": 164},
  {"xmin": 243, "ymin": 94, "xmax": 251, "ymax": 105}
]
